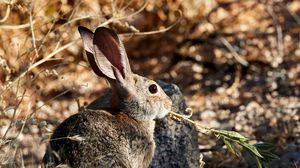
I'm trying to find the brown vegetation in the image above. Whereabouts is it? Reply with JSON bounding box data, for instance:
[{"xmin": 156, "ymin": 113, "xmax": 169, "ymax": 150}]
[{"xmin": 0, "ymin": 0, "xmax": 299, "ymax": 167}]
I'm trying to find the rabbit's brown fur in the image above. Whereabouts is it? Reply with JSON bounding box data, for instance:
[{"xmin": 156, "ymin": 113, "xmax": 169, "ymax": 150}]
[
  {"xmin": 43, "ymin": 26, "xmax": 172, "ymax": 168},
  {"xmin": 44, "ymin": 109, "xmax": 155, "ymax": 168}
]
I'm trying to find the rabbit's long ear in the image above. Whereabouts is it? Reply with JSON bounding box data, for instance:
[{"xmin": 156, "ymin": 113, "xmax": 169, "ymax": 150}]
[
  {"xmin": 78, "ymin": 26, "xmax": 105, "ymax": 77},
  {"xmin": 93, "ymin": 27, "xmax": 131, "ymax": 80}
]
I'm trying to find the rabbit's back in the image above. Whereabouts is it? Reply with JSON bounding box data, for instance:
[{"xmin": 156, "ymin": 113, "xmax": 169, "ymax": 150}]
[{"xmin": 43, "ymin": 109, "xmax": 155, "ymax": 168}]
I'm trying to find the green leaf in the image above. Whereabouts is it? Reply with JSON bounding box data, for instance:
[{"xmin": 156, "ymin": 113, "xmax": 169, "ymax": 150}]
[
  {"xmin": 222, "ymin": 137, "xmax": 236, "ymax": 155},
  {"xmin": 240, "ymin": 142, "xmax": 264, "ymax": 158},
  {"xmin": 260, "ymin": 151, "xmax": 280, "ymax": 161},
  {"xmin": 214, "ymin": 130, "xmax": 248, "ymax": 142},
  {"xmin": 254, "ymin": 142, "xmax": 276, "ymax": 151}
]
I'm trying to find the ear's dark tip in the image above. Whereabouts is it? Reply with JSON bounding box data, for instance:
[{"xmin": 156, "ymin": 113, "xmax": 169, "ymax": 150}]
[
  {"xmin": 94, "ymin": 27, "xmax": 118, "ymax": 39},
  {"xmin": 78, "ymin": 26, "xmax": 93, "ymax": 34},
  {"xmin": 78, "ymin": 26, "xmax": 86, "ymax": 32}
]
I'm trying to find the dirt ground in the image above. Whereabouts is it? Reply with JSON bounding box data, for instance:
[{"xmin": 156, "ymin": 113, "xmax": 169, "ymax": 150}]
[{"xmin": 0, "ymin": 0, "xmax": 299, "ymax": 167}]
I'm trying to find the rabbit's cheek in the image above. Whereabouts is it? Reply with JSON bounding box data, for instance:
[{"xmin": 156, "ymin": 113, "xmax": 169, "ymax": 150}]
[{"xmin": 156, "ymin": 100, "xmax": 172, "ymax": 119}]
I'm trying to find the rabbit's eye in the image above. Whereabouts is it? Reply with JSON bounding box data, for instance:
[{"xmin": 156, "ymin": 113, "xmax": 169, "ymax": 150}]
[{"xmin": 148, "ymin": 84, "xmax": 158, "ymax": 94}]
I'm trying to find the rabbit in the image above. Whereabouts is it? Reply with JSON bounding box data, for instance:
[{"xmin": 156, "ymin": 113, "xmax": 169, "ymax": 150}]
[{"xmin": 42, "ymin": 26, "xmax": 172, "ymax": 168}]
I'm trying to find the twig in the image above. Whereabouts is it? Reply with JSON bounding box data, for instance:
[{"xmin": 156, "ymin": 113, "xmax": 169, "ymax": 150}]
[
  {"xmin": 219, "ymin": 37, "xmax": 249, "ymax": 66},
  {"xmin": 67, "ymin": 0, "xmax": 82, "ymax": 22},
  {"xmin": 279, "ymin": 3, "xmax": 300, "ymax": 27},
  {"xmin": 15, "ymin": 102, "xmax": 31, "ymax": 142},
  {"xmin": 2, "ymin": 89, "xmax": 27, "ymax": 139},
  {"xmin": 120, "ymin": 0, "xmax": 135, "ymax": 12},
  {"xmin": 37, "ymin": 18, "xmax": 57, "ymax": 52},
  {"xmin": 36, "ymin": 4, "xmax": 62, "ymax": 53},
  {"xmin": 29, "ymin": 5, "xmax": 39, "ymax": 59},
  {"xmin": 0, "ymin": 20, "xmax": 36, "ymax": 29},
  {"xmin": 121, "ymin": 10, "xmax": 182, "ymax": 36},
  {"xmin": 98, "ymin": 0, "xmax": 148, "ymax": 28},
  {"xmin": 117, "ymin": 0, "xmax": 148, "ymax": 20},
  {"xmin": 169, "ymin": 111, "xmax": 211, "ymax": 131},
  {"xmin": 266, "ymin": 4, "xmax": 284, "ymax": 65},
  {"xmin": 0, "ymin": 2, "xmax": 11, "ymax": 23},
  {"xmin": 61, "ymin": 15, "xmax": 97, "ymax": 27}
]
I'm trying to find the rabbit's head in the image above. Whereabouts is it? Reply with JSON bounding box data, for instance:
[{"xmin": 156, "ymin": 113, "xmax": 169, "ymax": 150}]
[{"xmin": 78, "ymin": 26, "xmax": 172, "ymax": 121}]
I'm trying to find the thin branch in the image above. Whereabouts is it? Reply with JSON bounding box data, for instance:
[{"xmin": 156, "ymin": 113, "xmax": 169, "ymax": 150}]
[
  {"xmin": 2, "ymin": 89, "xmax": 27, "ymax": 139},
  {"xmin": 37, "ymin": 18, "xmax": 58, "ymax": 52},
  {"xmin": 98, "ymin": 0, "xmax": 148, "ymax": 28},
  {"xmin": 0, "ymin": 20, "xmax": 36, "ymax": 30},
  {"xmin": 279, "ymin": 3, "xmax": 300, "ymax": 27},
  {"xmin": 266, "ymin": 4, "xmax": 284, "ymax": 64},
  {"xmin": 117, "ymin": 0, "xmax": 148, "ymax": 20},
  {"xmin": 67, "ymin": 0, "xmax": 83, "ymax": 22},
  {"xmin": 121, "ymin": 10, "xmax": 183, "ymax": 36},
  {"xmin": 0, "ymin": 2, "xmax": 11, "ymax": 23},
  {"xmin": 120, "ymin": 0, "xmax": 135, "ymax": 12},
  {"xmin": 15, "ymin": 103, "xmax": 31, "ymax": 140},
  {"xmin": 219, "ymin": 37, "xmax": 249, "ymax": 66},
  {"xmin": 29, "ymin": 5, "xmax": 39, "ymax": 59},
  {"xmin": 36, "ymin": 3, "xmax": 63, "ymax": 53},
  {"xmin": 61, "ymin": 15, "xmax": 97, "ymax": 27},
  {"xmin": 169, "ymin": 111, "xmax": 211, "ymax": 131}
]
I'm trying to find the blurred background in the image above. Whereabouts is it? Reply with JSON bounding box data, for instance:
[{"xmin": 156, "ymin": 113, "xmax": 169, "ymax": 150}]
[{"xmin": 0, "ymin": 0, "xmax": 299, "ymax": 167}]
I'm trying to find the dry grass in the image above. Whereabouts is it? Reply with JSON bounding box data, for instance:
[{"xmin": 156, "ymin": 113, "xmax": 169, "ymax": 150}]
[{"xmin": 0, "ymin": 0, "xmax": 299, "ymax": 167}]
